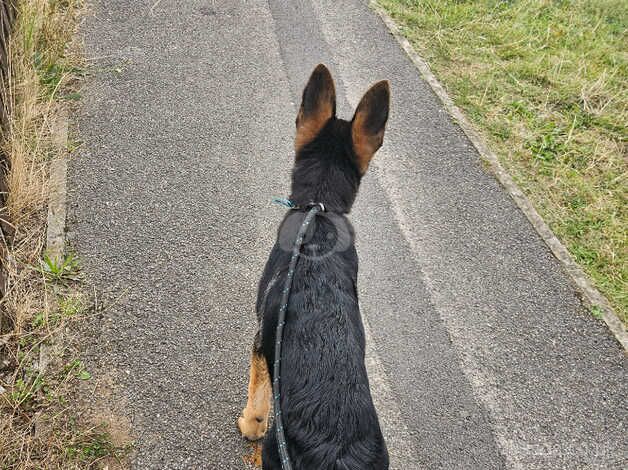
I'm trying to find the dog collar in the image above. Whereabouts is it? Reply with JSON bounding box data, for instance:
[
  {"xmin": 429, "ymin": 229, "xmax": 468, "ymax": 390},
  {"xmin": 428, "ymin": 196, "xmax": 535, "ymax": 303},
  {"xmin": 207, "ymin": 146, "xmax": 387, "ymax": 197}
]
[{"xmin": 272, "ymin": 197, "xmax": 326, "ymax": 212}]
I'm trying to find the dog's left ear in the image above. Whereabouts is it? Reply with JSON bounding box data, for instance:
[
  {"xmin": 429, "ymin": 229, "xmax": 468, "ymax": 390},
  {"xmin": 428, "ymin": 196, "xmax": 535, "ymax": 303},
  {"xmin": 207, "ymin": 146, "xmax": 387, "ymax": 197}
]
[
  {"xmin": 351, "ymin": 80, "xmax": 390, "ymax": 174},
  {"xmin": 295, "ymin": 64, "xmax": 336, "ymax": 152}
]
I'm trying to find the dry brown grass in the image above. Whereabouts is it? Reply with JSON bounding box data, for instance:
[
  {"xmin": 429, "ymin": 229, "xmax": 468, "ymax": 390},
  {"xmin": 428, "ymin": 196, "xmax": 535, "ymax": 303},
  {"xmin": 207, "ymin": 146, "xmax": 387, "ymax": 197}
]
[{"xmin": 0, "ymin": 1, "xmax": 130, "ymax": 468}]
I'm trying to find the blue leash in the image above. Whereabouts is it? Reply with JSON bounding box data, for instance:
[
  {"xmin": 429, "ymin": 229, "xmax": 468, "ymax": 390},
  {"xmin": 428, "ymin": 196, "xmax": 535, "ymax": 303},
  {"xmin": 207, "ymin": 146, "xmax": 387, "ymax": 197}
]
[{"xmin": 272, "ymin": 200, "xmax": 324, "ymax": 470}]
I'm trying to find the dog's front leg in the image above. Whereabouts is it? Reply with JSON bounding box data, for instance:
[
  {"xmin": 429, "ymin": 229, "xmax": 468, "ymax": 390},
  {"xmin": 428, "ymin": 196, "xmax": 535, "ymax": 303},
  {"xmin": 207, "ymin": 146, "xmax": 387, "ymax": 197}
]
[{"xmin": 238, "ymin": 336, "xmax": 271, "ymax": 441}]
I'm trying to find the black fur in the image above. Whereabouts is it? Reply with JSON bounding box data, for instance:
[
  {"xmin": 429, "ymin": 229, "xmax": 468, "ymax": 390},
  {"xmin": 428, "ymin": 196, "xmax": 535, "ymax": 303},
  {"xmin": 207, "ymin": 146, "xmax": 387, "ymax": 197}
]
[{"xmin": 253, "ymin": 67, "xmax": 389, "ymax": 470}]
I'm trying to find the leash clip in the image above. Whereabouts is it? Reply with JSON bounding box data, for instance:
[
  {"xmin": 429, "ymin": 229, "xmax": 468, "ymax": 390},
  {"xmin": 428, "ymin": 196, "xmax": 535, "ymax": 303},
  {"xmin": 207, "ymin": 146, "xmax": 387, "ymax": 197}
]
[{"xmin": 306, "ymin": 202, "xmax": 325, "ymax": 212}]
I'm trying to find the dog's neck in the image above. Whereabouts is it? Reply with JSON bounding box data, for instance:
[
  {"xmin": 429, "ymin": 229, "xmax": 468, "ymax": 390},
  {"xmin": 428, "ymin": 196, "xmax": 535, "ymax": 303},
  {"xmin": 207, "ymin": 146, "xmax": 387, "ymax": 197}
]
[{"xmin": 289, "ymin": 156, "xmax": 360, "ymax": 214}]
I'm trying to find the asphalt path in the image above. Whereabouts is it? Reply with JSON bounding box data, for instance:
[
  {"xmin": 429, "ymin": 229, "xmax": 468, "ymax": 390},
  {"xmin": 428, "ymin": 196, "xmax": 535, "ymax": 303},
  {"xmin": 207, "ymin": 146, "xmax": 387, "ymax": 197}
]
[{"xmin": 68, "ymin": 1, "xmax": 627, "ymax": 468}]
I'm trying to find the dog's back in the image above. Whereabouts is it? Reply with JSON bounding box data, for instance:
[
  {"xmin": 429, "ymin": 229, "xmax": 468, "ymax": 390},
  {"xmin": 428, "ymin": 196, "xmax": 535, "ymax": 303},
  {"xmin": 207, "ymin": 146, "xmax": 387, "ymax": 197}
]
[
  {"xmin": 259, "ymin": 211, "xmax": 388, "ymax": 469},
  {"xmin": 238, "ymin": 64, "xmax": 390, "ymax": 469}
]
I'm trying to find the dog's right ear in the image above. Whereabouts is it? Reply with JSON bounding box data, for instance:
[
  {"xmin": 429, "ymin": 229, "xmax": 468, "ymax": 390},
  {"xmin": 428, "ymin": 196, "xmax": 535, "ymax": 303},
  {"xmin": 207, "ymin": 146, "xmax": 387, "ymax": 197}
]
[
  {"xmin": 295, "ymin": 64, "xmax": 336, "ymax": 152},
  {"xmin": 351, "ymin": 80, "xmax": 390, "ymax": 174}
]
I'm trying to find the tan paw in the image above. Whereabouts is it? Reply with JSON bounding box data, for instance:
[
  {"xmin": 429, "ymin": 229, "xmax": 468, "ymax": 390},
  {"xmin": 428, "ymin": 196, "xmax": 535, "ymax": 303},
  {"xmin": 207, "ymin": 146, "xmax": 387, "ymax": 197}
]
[{"xmin": 238, "ymin": 409, "xmax": 268, "ymax": 441}]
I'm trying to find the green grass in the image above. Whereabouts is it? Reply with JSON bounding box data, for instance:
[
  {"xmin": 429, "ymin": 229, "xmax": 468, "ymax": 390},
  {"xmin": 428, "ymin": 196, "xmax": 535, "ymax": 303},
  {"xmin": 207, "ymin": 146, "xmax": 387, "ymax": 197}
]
[
  {"xmin": 32, "ymin": 293, "xmax": 86, "ymax": 329},
  {"xmin": 377, "ymin": 0, "xmax": 627, "ymax": 324}
]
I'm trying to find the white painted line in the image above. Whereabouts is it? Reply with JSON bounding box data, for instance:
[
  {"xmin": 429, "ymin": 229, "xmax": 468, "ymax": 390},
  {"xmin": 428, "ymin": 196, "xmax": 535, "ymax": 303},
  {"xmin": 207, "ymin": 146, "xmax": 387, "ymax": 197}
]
[
  {"xmin": 361, "ymin": 307, "xmax": 425, "ymax": 470},
  {"xmin": 370, "ymin": 1, "xmax": 627, "ymax": 352}
]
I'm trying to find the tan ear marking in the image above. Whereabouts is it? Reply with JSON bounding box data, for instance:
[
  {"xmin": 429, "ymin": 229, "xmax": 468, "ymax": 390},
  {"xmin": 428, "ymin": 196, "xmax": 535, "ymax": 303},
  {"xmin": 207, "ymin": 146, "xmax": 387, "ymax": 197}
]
[{"xmin": 351, "ymin": 80, "xmax": 391, "ymax": 174}]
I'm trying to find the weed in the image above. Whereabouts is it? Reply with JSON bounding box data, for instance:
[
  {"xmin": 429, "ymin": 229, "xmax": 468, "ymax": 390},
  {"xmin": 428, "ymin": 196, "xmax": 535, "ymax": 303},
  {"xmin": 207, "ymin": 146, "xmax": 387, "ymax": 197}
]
[
  {"xmin": 591, "ymin": 305, "xmax": 604, "ymax": 319},
  {"xmin": 526, "ymin": 124, "xmax": 566, "ymax": 165},
  {"xmin": 66, "ymin": 434, "xmax": 111, "ymax": 460},
  {"xmin": 58, "ymin": 294, "xmax": 87, "ymax": 317},
  {"xmin": 64, "ymin": 359, "xmax": 91, "ymax": 381},
  {"xmin": 38, "ymin": 252, "xmax": 81, "ymax": 283},
  {"xmin": 29, "ymin": 293, "xmax": 86, "ymax": 330}
]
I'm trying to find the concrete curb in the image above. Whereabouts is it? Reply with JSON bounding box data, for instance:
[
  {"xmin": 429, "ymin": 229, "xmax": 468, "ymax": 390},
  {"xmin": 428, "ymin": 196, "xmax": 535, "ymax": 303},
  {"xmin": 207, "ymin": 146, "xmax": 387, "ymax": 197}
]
[
  {"xmin": 38, "ymin": 109, "xmax": 69, "ymax": 374},
  {"xmin": 370, "ymin": 1, "xmax": 627, "ymax": 352},
  {"xmin": 47, "ymin": 109, "xmax": 69, "ymax": 262}
]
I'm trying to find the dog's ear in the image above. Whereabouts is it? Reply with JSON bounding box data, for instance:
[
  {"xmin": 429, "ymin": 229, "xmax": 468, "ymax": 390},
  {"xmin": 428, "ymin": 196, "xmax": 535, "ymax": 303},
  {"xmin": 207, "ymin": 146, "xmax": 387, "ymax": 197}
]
[
  {"xmin": 295, "ymin": 64, "xmax": 336, "ymax": 152},
  {"xmin": 351, "ymin": 80, "xmax": 390, "ymax": 173}
]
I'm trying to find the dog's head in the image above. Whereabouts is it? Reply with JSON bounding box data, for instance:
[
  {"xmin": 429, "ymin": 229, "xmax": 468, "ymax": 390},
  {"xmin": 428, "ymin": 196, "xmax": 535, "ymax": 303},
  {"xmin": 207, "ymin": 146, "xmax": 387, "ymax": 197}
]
[{"xmin": 290, "ymin": 64, "xmax": 390, "ymax": 212}]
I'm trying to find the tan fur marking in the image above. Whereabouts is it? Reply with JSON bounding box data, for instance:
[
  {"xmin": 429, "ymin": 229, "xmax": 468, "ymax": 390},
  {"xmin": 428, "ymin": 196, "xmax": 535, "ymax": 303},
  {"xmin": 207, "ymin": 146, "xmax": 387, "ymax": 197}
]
[
  {"xmin": 351, "ymin": 80, "xmax": 390, "ymax": 173},
  {"xmin": 295, "ymin": 99, "xmax": 334, "ymax": 152},
  {"xmin": 238, "ymin": 352, "xmax": 271, "ymax": 441},
  {"xmin": 351, "ymin": 109, "xmax": 384, "ymax": 174}
]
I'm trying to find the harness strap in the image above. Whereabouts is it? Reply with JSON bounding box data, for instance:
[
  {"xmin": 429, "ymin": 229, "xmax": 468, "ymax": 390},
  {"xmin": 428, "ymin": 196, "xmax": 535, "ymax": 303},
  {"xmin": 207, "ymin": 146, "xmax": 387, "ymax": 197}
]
[{"xmin": 272, "ymin": 203, "xmax": 324, "ymax": 470}]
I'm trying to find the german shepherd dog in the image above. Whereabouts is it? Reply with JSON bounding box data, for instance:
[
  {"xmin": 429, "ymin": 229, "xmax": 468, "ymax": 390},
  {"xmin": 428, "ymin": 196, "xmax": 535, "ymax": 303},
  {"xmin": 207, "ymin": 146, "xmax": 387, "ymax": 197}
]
[{"xmin": 238, "ymin": 64, "xmax": 390, "ymax": 469}]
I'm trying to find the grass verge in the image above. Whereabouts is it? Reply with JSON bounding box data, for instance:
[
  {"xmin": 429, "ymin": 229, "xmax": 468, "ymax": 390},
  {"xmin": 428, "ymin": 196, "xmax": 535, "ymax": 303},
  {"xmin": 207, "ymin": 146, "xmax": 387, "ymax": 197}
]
[
  {"xmin": 376, "ymin": 0, "xmax": 627, "ymax": 324},
  {"xmin": 0, "ymin": 1, "xmax": 129, "ymax": 467}
]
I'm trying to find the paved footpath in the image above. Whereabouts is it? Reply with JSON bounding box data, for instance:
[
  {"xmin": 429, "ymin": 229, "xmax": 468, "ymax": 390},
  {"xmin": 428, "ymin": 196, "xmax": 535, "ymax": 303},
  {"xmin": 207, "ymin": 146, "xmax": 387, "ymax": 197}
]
[{"xmin": 68, "ymin": 1, "xmax": 627, "ymax": 469}]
